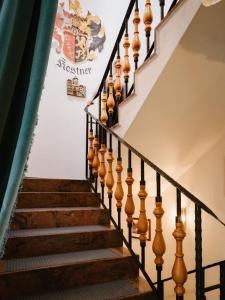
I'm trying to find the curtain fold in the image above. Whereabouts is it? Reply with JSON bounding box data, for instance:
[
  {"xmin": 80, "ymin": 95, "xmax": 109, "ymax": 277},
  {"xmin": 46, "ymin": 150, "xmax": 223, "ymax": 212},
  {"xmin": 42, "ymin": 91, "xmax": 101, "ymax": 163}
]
[{"xmin": 0, "ymin": 0, "xmax": 58, "ymax": 256}]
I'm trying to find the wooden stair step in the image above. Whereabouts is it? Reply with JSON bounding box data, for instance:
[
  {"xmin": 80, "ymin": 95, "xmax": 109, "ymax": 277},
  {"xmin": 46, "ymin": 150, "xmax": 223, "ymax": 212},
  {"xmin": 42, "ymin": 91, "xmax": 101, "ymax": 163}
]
[
  {"xmin": 17, "ymin": 192, "xmax": 100, "ymax": 208},
  {"xmin": 17, "ymin": 278, "xmax": 155, "ymax": 300},
  {"xmin": 0, "ymin": 248, "xmax": 139, "ymax": 298},
  {"xmin": 21, "ymin": 178, "xmax": 91, "ymax": 192},
  {"xmin": 4, "ymin": 225, "xmax": 123, "ymax": 259},
  {"xmin": 11, "ymin": 207, "xmax": 110, "ymax": 230}
]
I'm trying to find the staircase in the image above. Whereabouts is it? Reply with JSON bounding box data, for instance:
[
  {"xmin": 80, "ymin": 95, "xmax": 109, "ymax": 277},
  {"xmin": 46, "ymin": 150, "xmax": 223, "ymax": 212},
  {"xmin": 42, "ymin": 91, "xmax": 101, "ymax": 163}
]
[{"xmin": 0, "ymin": 177, "xmax": 155, "ymax": 299}]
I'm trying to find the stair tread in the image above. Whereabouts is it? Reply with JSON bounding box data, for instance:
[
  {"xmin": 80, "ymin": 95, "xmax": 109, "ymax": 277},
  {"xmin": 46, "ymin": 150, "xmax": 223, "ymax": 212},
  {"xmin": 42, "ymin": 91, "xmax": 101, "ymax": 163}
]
[
  {"xmin": 15, "ymin": 207, "xmax": 103, "ymax": 212},
  {"xmin": 18, "ymin": 278, "xmax": 152, "ymax": 300},
  {"xmin": 1, "ymin": 248, "xmax": 130, "ymax": 274},
  {"xmin": 9, "ymin": 225, "xmax": 115, "ymax": 238}
]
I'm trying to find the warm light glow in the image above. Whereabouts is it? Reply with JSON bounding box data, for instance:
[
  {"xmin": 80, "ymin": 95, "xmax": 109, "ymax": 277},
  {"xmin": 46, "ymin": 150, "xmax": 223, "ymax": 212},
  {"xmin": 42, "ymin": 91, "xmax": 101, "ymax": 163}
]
[
  {"xmin": 202, "ymin": 0, "xmax": 223, "ymax": 7},
  {"xmin": 181, "ymin": 207, "xmax": 187, "ymax": 229}
]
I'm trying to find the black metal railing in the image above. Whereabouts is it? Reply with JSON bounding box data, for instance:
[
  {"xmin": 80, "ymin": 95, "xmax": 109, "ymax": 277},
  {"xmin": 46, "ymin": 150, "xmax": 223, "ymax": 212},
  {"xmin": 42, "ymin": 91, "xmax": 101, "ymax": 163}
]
[
  {"xmin": 85, "ymin": 110, "xmax": 225, "ymax": 300},
  {"xmin": 90, "ymin": 0, "xmax": 181, "ymax": 127},
  {"xmin": 84, "ymin": 1, "xmax": 225, "ymax": 299},
  {"xmin": 157, "ymin": 260, "xmax": 225, "ymax": 300}
]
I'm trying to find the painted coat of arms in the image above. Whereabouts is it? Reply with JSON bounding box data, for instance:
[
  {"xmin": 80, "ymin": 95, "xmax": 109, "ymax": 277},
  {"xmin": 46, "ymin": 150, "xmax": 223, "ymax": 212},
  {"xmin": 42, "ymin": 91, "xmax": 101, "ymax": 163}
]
[{"xmin": 53, "ymin": 0, "xmax": 106, "ymax": 64}]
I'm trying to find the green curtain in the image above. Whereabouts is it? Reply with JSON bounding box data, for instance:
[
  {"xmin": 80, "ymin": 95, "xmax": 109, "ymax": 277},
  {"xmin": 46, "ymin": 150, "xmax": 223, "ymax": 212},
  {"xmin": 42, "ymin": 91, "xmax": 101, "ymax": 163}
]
[{"xmin": 0, "ymin": 0, "xmax": 58, "ymax": 256}]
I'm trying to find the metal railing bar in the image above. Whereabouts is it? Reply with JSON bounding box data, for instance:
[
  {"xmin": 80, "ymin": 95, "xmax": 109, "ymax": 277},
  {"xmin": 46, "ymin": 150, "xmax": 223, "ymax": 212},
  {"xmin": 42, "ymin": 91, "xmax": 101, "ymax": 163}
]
[{"xmin": 85, "ymin": 109, "xmax": 225, "ymax": 227}]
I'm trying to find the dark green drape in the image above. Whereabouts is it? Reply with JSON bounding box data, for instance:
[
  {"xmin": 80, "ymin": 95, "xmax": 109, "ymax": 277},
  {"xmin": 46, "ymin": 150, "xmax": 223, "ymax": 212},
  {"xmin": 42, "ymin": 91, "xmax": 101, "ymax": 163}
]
[{"xmin": 0, "ymin": 0, "xmax": 57, "ymax": 255}]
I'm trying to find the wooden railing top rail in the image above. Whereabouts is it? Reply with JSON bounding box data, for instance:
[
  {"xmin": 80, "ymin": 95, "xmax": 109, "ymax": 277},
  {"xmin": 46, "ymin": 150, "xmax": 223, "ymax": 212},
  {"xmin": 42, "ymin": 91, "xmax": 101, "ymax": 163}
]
[{"xmin": 85, "ymin": 108, "xmax": 225, "ymax": 228}]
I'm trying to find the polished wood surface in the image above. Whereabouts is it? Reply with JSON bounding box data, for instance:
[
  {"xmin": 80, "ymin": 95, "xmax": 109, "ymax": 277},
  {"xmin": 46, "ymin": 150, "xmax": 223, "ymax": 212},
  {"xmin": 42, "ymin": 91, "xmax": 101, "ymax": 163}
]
[
  {"xmin": 125, "ymin": 170, "xmax": 135, "ymax": 225},
  {"xmin": 106, "ymin": 150, "xmax": 114, "ymax": 200},
  {"xmin": 92, "ymin": 136, "xmax": 100, "ymax": 176},
  {"xmin": 115, "ymin": 160, "xmax": 124, "ymax": 210},
  {"xmin": 137, "ymin": 184, "xmax": 148, "ymax": 243},
  {"xmin": 99, "ymin": 143, "xmax": 107, "ymax": 185},
  {"xmin": 152, "ymin": 201, "xmax": 166, "ymax": 267},
  {"xmin": 107, "ymin": 74, "xmax": 115, "ymax": 114},
  {"xmin": 87, "ymin": 129, "xmax": 94, "ymax": 168},
  {"xmin": 172, "ymin": 221, "xmax": 188, "ymax": 296}
]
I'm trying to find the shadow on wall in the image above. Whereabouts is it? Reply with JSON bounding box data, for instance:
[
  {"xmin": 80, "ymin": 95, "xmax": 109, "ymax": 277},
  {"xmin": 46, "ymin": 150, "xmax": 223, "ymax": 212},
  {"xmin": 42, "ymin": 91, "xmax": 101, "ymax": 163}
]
[{"xmin": 181, "ymin": 0, "xmax": 225, "ymax": 63}]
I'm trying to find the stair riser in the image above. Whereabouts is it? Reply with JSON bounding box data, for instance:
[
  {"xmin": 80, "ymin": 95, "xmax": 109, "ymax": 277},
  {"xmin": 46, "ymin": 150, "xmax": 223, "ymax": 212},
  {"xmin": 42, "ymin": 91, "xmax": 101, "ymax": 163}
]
[
  {"xmin": 0, "ymin": 256, "xmax": 138, "ymax": 299},
  {"xmin": 11, "ymin": 209, "xmax": 110, "ymax": 230},
  {"xmin": 22, "ymin": 179, "xmax": 90, "ymax": 192},
  {"xmin": 17, "ymin": 192, "xmax": 99, "ymax": 208},
  {"xmin": 4, "ymin": 230, "xmax": 123, "ymax": 259}
]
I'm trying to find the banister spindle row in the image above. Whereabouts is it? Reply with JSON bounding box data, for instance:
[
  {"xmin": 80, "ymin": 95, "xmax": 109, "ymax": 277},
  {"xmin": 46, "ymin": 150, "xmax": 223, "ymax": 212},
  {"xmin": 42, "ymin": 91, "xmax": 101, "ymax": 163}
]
[
  {"xmin": 98, "ymin": 0, "xmax": 156, "ymax": 126},
  {"xmin": 86, "ymin": 117, "xmax": 191, "ymax": 300},
  {"xmin": 84, "ymin": 1, "xmax": 209, "ymax": 299},
  {"xmin": 97, "ymin": 0, "xmax": 179, "ymax": 128}
]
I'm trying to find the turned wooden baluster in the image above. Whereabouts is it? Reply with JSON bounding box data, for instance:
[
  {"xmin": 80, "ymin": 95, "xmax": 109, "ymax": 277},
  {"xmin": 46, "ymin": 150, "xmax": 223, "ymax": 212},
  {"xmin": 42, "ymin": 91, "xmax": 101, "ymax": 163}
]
[
  {"xmin": 123, "ymin": 20, "xmax": 130, "ymax": 97},
  {"xmin": 114, "ymin": 141, "xmax": 124, "ymax": 230},
  {"xmin": 87, "ymin": 118, "xmax": 94, "ymax": 180},
  {"xmin": 100, "ymin": 83, "xmax": 108, "ymax": 126},
  {"xmin": 152, "ymin": 173, "xmax": 166, "ymax": 300},
  {"xmin": 106, "ymin": 134, "xmax": 114, "ymax": 216},
  {"xmin": 143, "ymin": 0, "xmax": 153, "ymax": 54},
  {"xmin": 132, "ymin": 0, "xmax": 141, "ymax": 69},
  {"xmin": 125, "ymin": 149, "xmax": 135, "ymax": 246},
  {"xmin": 172, "ymin": 189, "xmax": 188, "ymax": 299},
  {"xmin": 92, "ymin": 123, "xmax": 100, "ymax": 192},
  {"xmin": 114, "ymin": 44, "xmax": 122, "ymax": 103},
  {"xmin": 99, "ymin": 122, "xmax": 107, "ymax": 203},
  {"xmin": 107, "ymin": 66, "xmax": 115, "ymax": 127},
  {"xmin": 137, "ymin": 159, "xmax": 148, "ymax": 268}
]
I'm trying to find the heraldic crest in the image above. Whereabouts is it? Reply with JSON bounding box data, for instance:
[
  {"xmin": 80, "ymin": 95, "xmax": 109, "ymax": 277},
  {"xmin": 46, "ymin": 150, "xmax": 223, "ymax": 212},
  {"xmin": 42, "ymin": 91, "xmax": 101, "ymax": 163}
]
[{"xmin": 53, "ymin": 0, "xmax": 106, "ymax": 63}]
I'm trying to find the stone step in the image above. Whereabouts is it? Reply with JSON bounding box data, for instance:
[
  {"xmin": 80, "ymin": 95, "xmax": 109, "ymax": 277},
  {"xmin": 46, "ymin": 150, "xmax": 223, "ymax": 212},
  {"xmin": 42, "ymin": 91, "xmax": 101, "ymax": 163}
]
[
  {"xmin": 18, "ymin": 278, "xmax": 155, "ymax": 300},
  {"xmin": 0, "ymin": 248, "xmax": 140, "ymax": 299},
  {"xmin": 11, "ymin": 207, "xmax": 110, "ymax": 230},
  {"xmin": 17, "ymin": 192, "xmax": 99, "ymax": 208},
  {"xmin": 4, "ymin": 225, "xmax": 122, "ymax": 259},
  {"xmin": 21, "ymin": 178, "xmax": 91, "ymax": 192}
]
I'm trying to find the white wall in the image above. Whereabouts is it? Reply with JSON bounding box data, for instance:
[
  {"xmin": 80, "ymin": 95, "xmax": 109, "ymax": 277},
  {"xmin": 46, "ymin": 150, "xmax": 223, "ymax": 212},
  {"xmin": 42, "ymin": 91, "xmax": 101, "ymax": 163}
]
[
  {"xmin": 27, "ymin": 0, "xmax": 130, "ymax": 179},
  {"xmin": 160, "ymin": 134, "xmax": 225, "ymax": 299}
]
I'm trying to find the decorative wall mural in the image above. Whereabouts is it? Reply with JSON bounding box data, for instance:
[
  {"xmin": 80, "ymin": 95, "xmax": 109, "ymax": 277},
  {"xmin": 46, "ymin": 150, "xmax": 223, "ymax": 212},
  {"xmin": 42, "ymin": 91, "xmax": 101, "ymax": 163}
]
[
  {"xmin": 53, "ymin": 0, "xmax": 106, "ymax": 64},
  {"xmin": 67, "ymin": 77, "xmax": 86, "ymax": 98}
]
